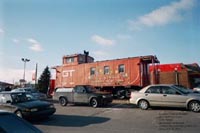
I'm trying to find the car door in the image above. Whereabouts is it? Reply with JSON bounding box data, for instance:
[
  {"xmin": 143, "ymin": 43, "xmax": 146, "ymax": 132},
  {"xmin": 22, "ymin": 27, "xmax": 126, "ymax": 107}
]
[
  {"xmin": 73, "ymin": 86, "xmax": 89, "ymax": 103},
  {"xmin": 160, "ymin": 86, "xmax": 188, "ymax": 107},
  {"xmin": 144, "ymin": 86, "xmax": 163, "ymax": 106},
  {"xmin": 0, "ymin": 94, "xmax": 15, "ymax": 112}
]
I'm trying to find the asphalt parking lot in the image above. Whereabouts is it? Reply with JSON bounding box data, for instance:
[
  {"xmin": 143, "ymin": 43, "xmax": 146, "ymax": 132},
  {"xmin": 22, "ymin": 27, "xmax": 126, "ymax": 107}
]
[{"xmin": 33, "ymin": 100, "xmax": 200, "ymax": 133}]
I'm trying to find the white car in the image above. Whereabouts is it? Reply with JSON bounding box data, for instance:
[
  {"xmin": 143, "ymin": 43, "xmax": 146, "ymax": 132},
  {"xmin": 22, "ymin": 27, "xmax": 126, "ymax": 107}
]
[
  {"xmin": 11, "ymin": 88, "xmax": 47, "ymax": 100},
  {"xmin": 193, "ymin": 86, "xmax": 200, "ymax": 92},
  {"xmin": 129, "ymin": 84, "xmax": 200, "ymax": 112}
]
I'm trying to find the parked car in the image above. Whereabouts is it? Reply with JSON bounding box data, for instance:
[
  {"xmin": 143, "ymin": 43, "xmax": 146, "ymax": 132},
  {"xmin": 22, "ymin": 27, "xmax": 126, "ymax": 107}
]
[
  {"xmin": 129, "ymin": 84, "xmax": 200, "ymax": 112},
  {"xmin": 0, "ymin": 91, "xmax": 56, "ymax": 119},
  {"xmin": 53, "ymin": 85, "xmax": 113, "ymax": 108},
  {"xmin": 0, "ymin": 111, "xmax": 42, "ymax": 133},
  {"xmin": 11, "ymin": 87, "xmax": 47, "ymax": 100},
  {"xmin": 193, "ymin": 86, "xmax": 200, "ymax": 92}
]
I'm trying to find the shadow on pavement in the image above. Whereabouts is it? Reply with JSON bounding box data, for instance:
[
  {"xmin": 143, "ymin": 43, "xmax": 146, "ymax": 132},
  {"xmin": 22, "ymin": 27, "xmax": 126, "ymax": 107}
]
[
  {"xmin": 150, "ymin": 107, "xmax": 188, "ymax": 111},
  {"xmin": 110, "ymin": 102, "xmax": 190, "ymax": 112},
  {"xmin": 32, "ymin": 114, "xmax": 110, "ymax": 127}
]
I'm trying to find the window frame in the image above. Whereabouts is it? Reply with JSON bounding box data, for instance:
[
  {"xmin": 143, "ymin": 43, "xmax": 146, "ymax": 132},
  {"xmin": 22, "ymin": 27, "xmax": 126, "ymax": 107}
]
[
  {"xmin": 118, "ymin": 64, "xmax": 125, "ymax": 73},
  {"xmin": 104, "ymin": 66, "xmax": 110, "ymax": 75},
  {"xmin": 66, "ymin": 57, "xmax": 74, "ymax": 63},
  {"xmin": 145, "ymin": 86, "xmax": 161, "ymax": 94},
  {"xmin": 161, "ymin": 86, "xmax": 181, "ymax": 95},
  {"xmin": 90, "ymin": 67, "xmax": 96, "ymax": 75}
]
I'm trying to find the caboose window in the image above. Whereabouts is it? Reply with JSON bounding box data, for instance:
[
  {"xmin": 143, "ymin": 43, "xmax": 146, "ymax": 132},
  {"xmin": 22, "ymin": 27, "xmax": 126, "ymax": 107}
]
[
  {"xmin": 104, "ymin": 66, "xmax": 110, "ymax": 74},
  {"xmin": 118, "ymin": 64, "xmax": 125, "ymax": 73},
  {"xmin": 90, "ymin": 67, "xmax": 96, "ymax": 75},
  {"xmin": 66, "ymin": 57, "xmax": 74, "ymax": 63}
]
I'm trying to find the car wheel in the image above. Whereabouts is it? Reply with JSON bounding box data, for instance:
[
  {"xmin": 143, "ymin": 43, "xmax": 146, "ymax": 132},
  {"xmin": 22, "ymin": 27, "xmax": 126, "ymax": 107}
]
[
  {"xmin": 59, "ymin": 97, "xmax": 68, "ymax": 106},
  {"xmin": 138, "ymin": 100, "xmax": 149, "ymax": 110},
  {"xmin": 15, "ymin": 110, "xmax": 23, "ymax": 118},
  {"xmin": 90, "ymin": 98, "xmax": 99, "ymax": 108},
  {"xmin": 189, "ymin": 101, "xmax": 200, "ymax": 112}
]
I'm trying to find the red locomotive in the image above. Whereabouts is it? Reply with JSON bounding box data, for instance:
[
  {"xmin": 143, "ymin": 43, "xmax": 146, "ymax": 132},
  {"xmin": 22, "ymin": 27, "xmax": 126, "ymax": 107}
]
[{"xmin": 52, "ymin": 51, "xmax": 159, "ymax": 98}]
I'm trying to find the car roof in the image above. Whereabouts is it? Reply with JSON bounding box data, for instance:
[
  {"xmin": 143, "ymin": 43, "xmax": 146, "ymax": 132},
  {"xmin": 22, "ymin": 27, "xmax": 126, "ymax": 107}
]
[
  {"xmin": 147, "ymin": 84, "xmax": 175, "ymax": 87},
  {"xmin": 139, "ymin": 84, "xmax": 176, "ymax": 93}
]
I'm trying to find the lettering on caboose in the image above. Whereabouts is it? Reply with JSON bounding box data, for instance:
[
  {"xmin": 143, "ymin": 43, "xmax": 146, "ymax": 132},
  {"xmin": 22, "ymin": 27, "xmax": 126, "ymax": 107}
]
[{"xmin": 62, "ymin": 70, "xmax": 75, "ymax": 77}]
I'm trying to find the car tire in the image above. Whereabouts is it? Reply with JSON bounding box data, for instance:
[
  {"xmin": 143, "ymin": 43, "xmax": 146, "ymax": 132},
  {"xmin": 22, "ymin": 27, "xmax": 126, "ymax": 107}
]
[
  {"xmin": 90, "ymin": 98, "xmax": 99, "ymax": 108},
  {"xmin": 59, "ymin": 97, "xmax": 68, "ymax": 106},
  {"xmin": 15, "ymin": 110, "xmax": 23, "ymax": 118},
  {"xmin": 188, "ymin": 101, "xmax": 200, "ymax": 112},
  {"xmin": 138, "ymin": 100, "xmax": 149, "ymax": 110}
]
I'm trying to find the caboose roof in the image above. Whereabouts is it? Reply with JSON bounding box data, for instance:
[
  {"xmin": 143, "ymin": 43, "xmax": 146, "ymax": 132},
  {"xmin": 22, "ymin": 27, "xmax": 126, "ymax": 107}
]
[{"xmin": 95, "ymin": 55, "xmax": 159, "ymax": 63}]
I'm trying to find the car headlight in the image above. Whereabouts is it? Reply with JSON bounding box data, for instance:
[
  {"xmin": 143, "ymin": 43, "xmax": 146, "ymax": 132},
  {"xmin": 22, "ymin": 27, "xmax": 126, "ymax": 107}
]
[
  {"xmin": 25, "ymin": 108, "xmax": 38, "ymax": 112},
  {"xmin": 102, "ymin": 95, "xmax": 107, "ymax": 98},
  {"xmin": 49, "ymin": 104, "xmax": 54, "ymax": 108},
  {"xmin": 30, "ymin": 108, "xmax": 38, "ymax": 112}
]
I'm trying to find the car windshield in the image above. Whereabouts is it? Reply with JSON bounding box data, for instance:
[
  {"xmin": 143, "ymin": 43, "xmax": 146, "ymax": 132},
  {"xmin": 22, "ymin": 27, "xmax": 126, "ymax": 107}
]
[
  {"xmin": 11, "ymin": 93, "xmax": 30, "ymax": 103},
  {"xmin": 173, "ymin": 85, "xmax": 191, "ymax": 94}
]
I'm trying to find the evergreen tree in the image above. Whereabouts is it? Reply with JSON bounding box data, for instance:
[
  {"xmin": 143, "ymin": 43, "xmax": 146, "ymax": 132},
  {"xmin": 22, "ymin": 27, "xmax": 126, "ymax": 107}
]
[{"xmin": 37, "ymin": 66, "xmax": 51, "ymax": 93}]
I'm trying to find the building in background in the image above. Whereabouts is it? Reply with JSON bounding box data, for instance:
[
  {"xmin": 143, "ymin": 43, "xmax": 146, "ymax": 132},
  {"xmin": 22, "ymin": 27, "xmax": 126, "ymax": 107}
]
[
  {"xmin": 149, "ymin": 63, "xmax": 200, "ymax": 89},
  {"xmin": 0, "ymin": 81, "xmax": 14, "ymax": 91}
]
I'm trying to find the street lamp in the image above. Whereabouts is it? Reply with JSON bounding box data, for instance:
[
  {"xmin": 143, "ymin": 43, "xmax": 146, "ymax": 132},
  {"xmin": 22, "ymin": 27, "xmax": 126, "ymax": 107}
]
[{"xmin": 21, "ymin": 58, "xmax": 30, "ymax": 81}]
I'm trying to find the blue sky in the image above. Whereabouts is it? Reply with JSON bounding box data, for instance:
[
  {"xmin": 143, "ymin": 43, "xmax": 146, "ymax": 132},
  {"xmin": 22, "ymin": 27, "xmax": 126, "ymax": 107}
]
[{"xmin": 0, "ymin": 0, "xmax": 199, "ymax": 83}]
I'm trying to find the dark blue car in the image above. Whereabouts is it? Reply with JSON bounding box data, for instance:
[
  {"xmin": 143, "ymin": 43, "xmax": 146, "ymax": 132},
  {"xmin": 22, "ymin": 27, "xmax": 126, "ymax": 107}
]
[{"xmin": 0, "ymin": 92, "xmax": 56, "ymax": 119}]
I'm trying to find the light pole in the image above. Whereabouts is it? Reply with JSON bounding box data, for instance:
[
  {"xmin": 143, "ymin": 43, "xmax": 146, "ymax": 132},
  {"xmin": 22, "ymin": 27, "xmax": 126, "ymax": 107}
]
[{"xmin": 21, "ymin": 58, "xmax": 30, "ymax": 81}]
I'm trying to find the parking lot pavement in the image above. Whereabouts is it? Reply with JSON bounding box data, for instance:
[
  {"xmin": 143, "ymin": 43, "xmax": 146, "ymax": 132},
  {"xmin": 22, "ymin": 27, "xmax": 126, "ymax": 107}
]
[{"xmin": 33, "ymin": 102, "xmax": 200, "ymax": 133}]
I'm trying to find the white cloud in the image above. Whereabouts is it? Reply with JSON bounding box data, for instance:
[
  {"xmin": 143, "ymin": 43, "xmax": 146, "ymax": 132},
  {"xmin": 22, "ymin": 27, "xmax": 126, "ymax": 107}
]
[
  {"xmin": 30, "ymin": 44, "xmax": 43, "ymax": 52},
  {"xmin": 91, "ymin": 35, "xmax": 115, "ymax": 46},
  {"xmin": 27, "ymin": 38, "xmax": 39, "ymax": 44},
  {"xmin": 129, "ymin": 0, "xmax": 196, "ymax": 30},
  {"xmin": 27, "ymin": 38, "xmax": 43, "ymax": 52}
]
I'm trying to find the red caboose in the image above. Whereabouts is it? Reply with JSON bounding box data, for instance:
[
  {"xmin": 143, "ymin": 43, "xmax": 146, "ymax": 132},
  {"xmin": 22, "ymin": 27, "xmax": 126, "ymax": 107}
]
[{"xmin": 53, "ymin": 52, "xmax": 159, "ymax": 98}]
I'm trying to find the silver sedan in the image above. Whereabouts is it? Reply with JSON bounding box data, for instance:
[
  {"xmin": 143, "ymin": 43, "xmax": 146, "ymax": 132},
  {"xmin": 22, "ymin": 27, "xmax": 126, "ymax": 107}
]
[{"xmin": 129, "ymin": 84, "xmax": 200, "ymax": 112}]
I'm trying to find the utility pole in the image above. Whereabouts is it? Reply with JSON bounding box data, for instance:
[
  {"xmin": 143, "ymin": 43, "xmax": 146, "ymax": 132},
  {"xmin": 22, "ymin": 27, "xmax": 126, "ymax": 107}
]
[{"xmin": 35, "ymin": 63, "xmax": 38, "ymax": 85}]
